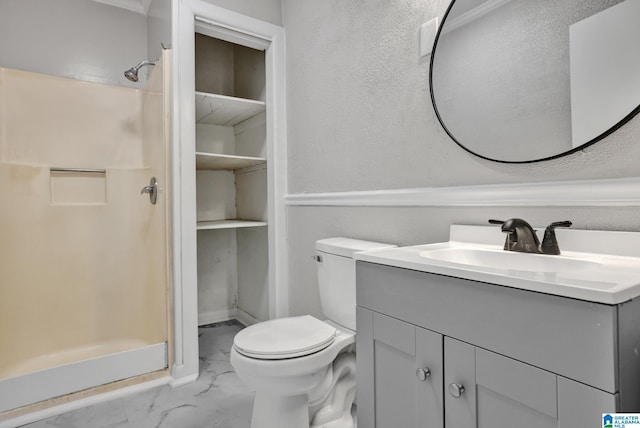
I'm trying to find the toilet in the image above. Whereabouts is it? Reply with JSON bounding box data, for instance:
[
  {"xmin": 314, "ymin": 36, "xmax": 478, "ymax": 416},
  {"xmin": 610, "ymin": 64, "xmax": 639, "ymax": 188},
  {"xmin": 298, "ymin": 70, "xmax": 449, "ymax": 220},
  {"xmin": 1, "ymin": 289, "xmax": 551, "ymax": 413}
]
[{"xmin": 230, "ymin": 237, "xmax": 396, "ymax": 428}]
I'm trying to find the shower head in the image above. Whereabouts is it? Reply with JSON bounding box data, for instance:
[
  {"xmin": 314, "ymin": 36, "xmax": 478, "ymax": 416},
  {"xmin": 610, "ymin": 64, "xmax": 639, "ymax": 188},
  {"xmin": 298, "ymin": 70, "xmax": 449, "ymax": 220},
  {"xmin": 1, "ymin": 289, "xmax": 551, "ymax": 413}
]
[{"xmin": 124, "ymin": 60, "xmax": 157, "ymax": 82}]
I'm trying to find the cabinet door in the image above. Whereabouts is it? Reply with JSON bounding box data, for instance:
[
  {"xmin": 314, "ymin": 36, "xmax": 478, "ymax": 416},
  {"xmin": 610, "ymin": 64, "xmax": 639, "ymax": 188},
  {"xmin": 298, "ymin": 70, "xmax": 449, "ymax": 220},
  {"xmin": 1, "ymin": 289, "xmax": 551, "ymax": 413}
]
[
  {"xmin": 444, "ymin": 338, "xmax": 476, "ymax": 428},
  {"xmin": 558, "ymin": 376, "xmax": 618, "ymax": 428},
  {"xmin": 445, "ymin": 340, "xmax": 618, "ymax": 428},
  {"xmin": 475, "ymin": 347, "xmax": 558, "ymax": 428},
  {"xmin": 445, "ymin": 338, "xmax": 558, "ymax": 428},
  {"xmin": 356, "ymin": 308, "xmax": 443, "ymax": 428}
]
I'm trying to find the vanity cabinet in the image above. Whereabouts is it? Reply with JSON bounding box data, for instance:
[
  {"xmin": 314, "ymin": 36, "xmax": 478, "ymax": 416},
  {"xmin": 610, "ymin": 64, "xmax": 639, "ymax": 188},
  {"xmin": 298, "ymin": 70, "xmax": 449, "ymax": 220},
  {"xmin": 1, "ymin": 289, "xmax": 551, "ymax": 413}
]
[
  {"xmin": 356, "ymin": 309, "xmax": 443, "ymax": 428},
  {"xmin": 445, "ymin": 338, "xmax": 617, "ymax": 428},
  {"xmin": 356, "ymin": 262, "xmax": 636, "ymax": 428}
]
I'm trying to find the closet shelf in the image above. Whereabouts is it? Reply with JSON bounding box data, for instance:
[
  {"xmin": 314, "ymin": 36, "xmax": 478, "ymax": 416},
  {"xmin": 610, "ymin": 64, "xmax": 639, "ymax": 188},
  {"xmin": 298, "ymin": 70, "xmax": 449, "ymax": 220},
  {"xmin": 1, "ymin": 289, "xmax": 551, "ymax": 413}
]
[
  {"xmin": 195, "ymin": 91, "xmax": 266, "ymax": 126},
  {"xmin": 196, "ymin": 152, "xmax": 266, "ymax": 170},
  {"xmin": 197, "ymin": 220, "xmax": 268, "ymax": 230}
]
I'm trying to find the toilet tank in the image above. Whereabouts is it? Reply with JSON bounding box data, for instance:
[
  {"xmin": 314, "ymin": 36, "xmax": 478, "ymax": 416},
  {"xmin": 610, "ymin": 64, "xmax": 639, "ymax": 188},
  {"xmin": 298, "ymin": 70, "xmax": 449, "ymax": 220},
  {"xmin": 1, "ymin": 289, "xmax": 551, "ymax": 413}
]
[{"xmin": 315, "ymin": 238, "xmax": 396, "ymax": 331}]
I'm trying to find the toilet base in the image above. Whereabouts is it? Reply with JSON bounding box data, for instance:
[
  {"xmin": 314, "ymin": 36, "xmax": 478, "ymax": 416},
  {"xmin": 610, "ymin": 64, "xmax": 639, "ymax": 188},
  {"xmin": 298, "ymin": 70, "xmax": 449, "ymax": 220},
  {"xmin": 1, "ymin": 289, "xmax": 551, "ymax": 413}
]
[
  {"xmin": 312, "ymin": 410, "xmax": 355, "ymax": 428},
  {"xmin": 309, "ymin": 352, "xmax": 356, "ymax": 428},
  {"xmin": 250, "ymin": 393, "xmax": 309, "ymax": 428}
]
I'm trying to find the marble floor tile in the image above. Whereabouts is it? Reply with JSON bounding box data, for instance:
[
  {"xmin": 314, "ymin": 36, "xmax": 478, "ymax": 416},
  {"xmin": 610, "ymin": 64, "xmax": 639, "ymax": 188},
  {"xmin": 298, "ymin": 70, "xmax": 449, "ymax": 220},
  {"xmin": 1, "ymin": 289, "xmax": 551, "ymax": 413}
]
[{"xmin": 20, "ymin": 322, "xmax": 254, "ymax": 428}]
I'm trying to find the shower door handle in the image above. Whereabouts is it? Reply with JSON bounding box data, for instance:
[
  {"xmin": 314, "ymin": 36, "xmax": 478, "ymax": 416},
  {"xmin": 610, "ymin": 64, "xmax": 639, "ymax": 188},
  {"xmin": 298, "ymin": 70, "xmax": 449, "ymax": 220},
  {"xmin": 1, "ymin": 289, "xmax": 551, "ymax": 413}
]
[{"xmin": 141, "ymin": 177, "xmax": 158, "ymax": 205}]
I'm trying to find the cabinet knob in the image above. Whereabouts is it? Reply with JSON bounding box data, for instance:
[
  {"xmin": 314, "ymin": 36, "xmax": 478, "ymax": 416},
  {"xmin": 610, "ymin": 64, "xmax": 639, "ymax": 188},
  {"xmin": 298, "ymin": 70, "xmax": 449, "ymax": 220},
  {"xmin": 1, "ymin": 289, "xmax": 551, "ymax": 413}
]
[
  {"xmin": 416, "ymin": 367, "xmax": 431, "ymax": 381},
  {"xmin": 448, "ymin": 382, "xmax": 465, "ymax": 398}
]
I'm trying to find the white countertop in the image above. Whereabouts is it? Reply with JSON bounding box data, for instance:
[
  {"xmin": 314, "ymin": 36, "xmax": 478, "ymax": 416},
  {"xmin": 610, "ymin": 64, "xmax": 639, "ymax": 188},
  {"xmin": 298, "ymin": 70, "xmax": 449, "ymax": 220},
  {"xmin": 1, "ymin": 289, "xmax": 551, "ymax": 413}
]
[{"xmin": 354, "ymin": 225, "xmax": 640, "ymax": 304}]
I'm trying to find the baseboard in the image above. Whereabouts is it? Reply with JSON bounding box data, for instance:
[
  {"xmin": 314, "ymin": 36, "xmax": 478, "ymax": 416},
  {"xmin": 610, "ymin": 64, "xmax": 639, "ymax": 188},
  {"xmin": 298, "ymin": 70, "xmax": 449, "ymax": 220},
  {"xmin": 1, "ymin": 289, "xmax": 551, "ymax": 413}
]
[
  {"xmin": 236, "ymin": 309, "xmax": 260, "ymax": 327},
  {"xmin": 168, "ymin": 372, "xmax": 199, "ymax": 388},
  {"xmin": 198, "ymin": 309, "xmax": 238, "ymax": 326}
]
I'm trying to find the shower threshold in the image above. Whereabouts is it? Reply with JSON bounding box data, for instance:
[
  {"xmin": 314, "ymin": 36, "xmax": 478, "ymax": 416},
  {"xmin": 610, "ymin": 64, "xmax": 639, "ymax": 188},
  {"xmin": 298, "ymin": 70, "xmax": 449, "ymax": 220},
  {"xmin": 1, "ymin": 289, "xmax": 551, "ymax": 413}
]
[{"xmin": 0, "ymin": 342, "xmax": 166, "ymax": 413}]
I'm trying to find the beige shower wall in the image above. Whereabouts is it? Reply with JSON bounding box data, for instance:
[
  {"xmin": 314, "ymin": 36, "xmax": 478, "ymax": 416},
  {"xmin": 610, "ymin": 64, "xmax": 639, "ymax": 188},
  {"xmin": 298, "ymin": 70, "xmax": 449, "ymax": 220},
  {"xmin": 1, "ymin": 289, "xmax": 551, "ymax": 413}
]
[
  {"xmin": 0, "ymin": 67, "xmax": 167, "ymax": 377},
  {"xmin": 0, "ymin": 67, "xmax": 143, "ymax": 168}
]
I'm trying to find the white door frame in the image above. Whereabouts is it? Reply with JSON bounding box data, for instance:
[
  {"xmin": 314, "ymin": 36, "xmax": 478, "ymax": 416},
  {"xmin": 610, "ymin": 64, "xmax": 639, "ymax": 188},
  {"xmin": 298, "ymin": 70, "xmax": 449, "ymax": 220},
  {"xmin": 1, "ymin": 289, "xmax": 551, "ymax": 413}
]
[{"xmin": 170, "ymin": 0, "xmax": 288, "ymax": 385}]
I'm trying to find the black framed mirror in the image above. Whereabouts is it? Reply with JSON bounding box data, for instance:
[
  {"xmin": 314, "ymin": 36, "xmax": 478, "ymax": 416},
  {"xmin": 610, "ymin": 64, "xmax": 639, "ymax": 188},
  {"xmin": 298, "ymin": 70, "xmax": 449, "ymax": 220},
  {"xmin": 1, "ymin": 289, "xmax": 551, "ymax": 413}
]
[{"xmin": 429, "ymin": 0, "xmax": 640, "ymax": 163}]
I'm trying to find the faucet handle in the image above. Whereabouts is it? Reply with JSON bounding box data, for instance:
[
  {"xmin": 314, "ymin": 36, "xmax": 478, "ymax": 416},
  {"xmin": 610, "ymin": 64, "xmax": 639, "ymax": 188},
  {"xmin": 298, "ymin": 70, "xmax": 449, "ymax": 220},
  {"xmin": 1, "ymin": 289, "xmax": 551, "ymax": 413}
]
[
  {"xmin": 488, "ymin": 219, "xmax": 505, "ymax": 225},
  {"xmin": 541, "ymin": 221, "xmax": 572, "ymax": 255},
  {"xmin": 547, "ymin": 221, "xmax": 572, "ymax": 229}
]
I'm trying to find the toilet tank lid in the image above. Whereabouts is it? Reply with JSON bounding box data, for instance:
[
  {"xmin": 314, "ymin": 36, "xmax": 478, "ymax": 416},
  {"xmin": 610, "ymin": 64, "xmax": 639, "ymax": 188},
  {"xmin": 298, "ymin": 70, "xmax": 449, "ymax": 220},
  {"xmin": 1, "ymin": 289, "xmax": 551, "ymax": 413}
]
[{"xmin": 316, "ymin": 237, "xmax": 397, "ymax": 258}]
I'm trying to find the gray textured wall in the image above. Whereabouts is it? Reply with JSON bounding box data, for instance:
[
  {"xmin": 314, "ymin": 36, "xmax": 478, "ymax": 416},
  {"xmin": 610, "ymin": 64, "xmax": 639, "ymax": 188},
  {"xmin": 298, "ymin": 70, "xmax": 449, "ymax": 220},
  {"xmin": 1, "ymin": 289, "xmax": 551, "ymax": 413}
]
[
  {"xmin": 0, "ymin": 0, "xmax": 148, "ymax": 88},
  {"xmin": 283, "ymin": 0, "xmax": 640, "ymax": 192},
  {"xmin": 282, "ymin": 0, "xmax": 640, "ymax": 318},
  {"xmin": 147, "ymin": 0, "xmax": 172, "ymax": 63},
  {"xmin": 202, "ymin": 0, "xmax": 283, "ymax": 26}
]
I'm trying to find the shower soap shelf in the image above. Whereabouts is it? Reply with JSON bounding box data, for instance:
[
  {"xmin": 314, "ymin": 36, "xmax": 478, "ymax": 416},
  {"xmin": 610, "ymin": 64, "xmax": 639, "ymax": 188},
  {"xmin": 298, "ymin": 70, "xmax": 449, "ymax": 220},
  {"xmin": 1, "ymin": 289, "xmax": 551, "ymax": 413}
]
[{"xmin": 195, "ymin": 91, "xmax": 265, "ymax": 126}]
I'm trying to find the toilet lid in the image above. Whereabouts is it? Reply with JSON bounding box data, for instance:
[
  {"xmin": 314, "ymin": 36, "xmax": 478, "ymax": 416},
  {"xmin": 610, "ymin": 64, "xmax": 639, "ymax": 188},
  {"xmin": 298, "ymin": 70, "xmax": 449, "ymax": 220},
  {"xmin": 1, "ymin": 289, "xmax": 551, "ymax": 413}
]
[{"xmin": 233, "ymin": 315, "xmax": 337, "ymax": 360}]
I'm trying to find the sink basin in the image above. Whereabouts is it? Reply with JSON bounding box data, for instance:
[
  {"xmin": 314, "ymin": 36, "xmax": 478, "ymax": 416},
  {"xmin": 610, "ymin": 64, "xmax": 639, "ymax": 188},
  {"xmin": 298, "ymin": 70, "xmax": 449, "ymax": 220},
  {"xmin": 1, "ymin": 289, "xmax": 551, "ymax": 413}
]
[
  {"xmin": 354, "ymin": 224, "xmax": 640, "ymax": 304},
  {"xmin": 418, "ymin": 247, "xmax": 601, "ymax": 273}
]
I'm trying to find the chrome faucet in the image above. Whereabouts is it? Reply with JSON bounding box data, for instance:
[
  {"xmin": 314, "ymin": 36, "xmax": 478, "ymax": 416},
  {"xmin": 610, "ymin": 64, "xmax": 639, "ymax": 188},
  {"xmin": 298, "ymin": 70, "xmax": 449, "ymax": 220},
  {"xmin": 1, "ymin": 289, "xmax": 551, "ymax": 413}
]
[{"xmin": 489, "ymin": 219, "xmax": 572, "ymax": 255}]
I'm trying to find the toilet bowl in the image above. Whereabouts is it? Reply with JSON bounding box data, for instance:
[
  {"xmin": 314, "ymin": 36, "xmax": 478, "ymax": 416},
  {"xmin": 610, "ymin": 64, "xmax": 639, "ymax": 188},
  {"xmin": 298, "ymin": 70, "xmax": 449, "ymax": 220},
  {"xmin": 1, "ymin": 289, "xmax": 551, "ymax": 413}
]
[
  {"xmin": 230, "ymin": 317, "xmax": 356, "ymax": 428},
  {"xmin": 230, "ymin": 238, "xmax": 396, "ymax": 428}
]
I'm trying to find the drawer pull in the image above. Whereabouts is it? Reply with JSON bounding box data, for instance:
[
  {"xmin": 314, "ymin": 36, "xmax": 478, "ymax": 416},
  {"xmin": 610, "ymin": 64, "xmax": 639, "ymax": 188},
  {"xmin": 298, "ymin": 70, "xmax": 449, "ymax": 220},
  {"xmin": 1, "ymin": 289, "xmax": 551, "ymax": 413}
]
[
  {"xmin": 448, "ymin": 382, "xmax": 465, "ymax": 398},
  {"xmin": 416, "ymin": 367, "xmax": 431, "ymax": 381}
]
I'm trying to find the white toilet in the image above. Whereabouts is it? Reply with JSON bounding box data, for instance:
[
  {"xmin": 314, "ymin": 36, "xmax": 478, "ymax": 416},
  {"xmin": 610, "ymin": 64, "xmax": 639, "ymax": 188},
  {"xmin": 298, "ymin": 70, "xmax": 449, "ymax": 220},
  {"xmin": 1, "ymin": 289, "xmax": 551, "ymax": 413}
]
[{"xmin": 230, "ymin": 237, "xmax": 396, "ymax": 428}]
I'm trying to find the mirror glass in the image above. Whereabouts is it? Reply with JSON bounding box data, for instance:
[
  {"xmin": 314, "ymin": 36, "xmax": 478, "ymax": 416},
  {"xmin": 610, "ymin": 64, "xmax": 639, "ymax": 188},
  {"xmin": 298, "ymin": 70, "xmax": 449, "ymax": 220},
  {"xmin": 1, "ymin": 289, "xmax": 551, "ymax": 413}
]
[{"xmin": 430, "ymin": 0, "xmax": 640, "ymax": 163}]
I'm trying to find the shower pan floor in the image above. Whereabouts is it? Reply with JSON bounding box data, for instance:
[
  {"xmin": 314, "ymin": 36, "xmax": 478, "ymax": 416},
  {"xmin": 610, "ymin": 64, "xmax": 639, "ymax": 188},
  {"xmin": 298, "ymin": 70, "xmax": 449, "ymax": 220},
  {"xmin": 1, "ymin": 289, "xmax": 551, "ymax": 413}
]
[{"xmin": 20, "ymin": 322, "xmax": 254, "ymax": 428}]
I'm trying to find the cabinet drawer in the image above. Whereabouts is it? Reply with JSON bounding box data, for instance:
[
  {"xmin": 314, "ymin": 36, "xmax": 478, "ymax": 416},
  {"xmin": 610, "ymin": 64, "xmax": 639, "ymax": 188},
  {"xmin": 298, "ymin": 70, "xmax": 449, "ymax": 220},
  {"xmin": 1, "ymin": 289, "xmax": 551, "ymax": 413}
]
[{"xmin": 357, "ymin": 262, "xmax": 618, "ymax": 393}]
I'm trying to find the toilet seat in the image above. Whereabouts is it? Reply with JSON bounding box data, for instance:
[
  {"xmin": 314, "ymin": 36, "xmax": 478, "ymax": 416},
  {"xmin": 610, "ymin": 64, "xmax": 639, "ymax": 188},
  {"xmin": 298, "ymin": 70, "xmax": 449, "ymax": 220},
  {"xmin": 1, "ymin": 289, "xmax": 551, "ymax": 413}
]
[{"xmin": 234, "ymin": 315, "xmax": 337, "ymax": 360}]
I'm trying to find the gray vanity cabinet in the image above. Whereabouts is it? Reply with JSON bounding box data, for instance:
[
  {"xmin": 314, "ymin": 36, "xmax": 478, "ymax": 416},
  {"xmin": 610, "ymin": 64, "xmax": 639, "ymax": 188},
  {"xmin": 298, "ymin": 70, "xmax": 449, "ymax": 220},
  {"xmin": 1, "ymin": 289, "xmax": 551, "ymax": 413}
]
[
  {"xmin": 444, "ymin": 337, "xmax": 618, "ymax": 428},
  {"xmin": 448, "ymin": 337, "xmax": 561, "ymax": 427},
  {"xmin": 356, "ymin": 308, "xmax": 443, "ymax": 428},
  {"xmin": 356, "ymin": 261, "xmax": 630, "ymax": 428},
  {"xmin": 356, "ymin": 307, "xmax": 599, "ymax": 428},
  {"xmin": 464, "ymin": 341, "xmax": 559, "ymax": 426}
]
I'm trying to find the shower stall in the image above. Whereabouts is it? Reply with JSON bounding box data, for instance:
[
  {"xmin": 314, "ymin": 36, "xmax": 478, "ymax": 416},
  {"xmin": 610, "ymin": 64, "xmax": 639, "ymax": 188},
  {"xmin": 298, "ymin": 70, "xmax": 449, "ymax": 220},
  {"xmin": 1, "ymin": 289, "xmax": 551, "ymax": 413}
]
[{"xmin": 0, "ymin": 51, "xmax": 172, "ymax": 413}]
